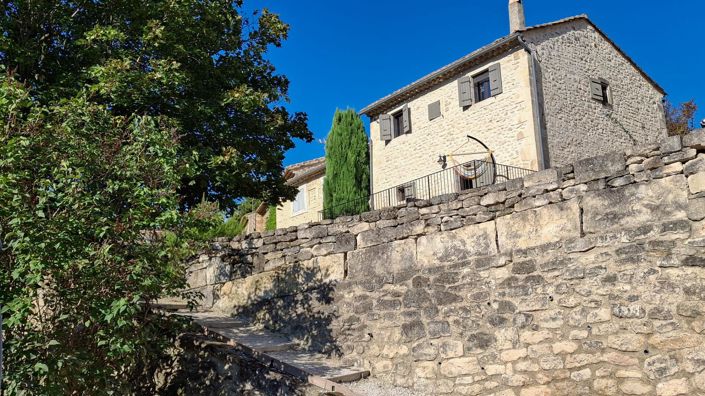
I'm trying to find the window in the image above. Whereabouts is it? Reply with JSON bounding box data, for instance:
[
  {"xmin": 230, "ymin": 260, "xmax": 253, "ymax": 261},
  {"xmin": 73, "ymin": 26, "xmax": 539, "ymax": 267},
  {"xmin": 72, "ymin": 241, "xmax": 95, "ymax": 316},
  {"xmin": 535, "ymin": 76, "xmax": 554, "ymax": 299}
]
[
  {"xmin": 590, "ymin": 78, "xmax": 612, "ymax": 105},
  {"xmin": 392, "ymin": 111, "xmax": 404, "ymax": 137},
  {"xmin": 458, "ymin": 64, "xmax": 502, "ymax": 107},
  {"xmin": 396, "ymin": 183, "xmax": 415, "ymax": 202},
  {"xmin": 292, "ymin": 185, "xmax": 307, "ymax": 214},
  {"xmin": 379, "ymin": 104, "xmax": 410, "ymax": 142},
  {"xmin": 474, "ymin": 71, "xmax": 491, "ymax": 103}
]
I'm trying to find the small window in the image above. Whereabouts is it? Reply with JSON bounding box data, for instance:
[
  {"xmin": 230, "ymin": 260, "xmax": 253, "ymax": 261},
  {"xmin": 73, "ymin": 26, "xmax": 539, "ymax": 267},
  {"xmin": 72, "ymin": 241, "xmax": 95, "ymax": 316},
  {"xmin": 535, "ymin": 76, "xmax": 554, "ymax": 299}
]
[
  {"xmin": 396, "ymin": 183, "xmax": 415, "ymax": 202},
  {"xmin": 590, "ymin": 78, "xmax": 612, "ymax": 105},
  {"xmin": 292, "ymin": 185, "xmax": 307, "ymax": 214},
  {"xmin": 474, "ymin": 71, "xmax": 491, "ymax": 103}
]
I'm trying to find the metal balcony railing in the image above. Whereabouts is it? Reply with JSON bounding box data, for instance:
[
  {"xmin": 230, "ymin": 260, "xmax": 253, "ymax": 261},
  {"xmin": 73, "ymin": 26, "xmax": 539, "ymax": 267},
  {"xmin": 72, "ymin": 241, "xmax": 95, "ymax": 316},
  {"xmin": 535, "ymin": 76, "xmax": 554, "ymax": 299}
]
[{"xmin": 320, "ymin": 159, "xmax": 535, "ymax": 220}]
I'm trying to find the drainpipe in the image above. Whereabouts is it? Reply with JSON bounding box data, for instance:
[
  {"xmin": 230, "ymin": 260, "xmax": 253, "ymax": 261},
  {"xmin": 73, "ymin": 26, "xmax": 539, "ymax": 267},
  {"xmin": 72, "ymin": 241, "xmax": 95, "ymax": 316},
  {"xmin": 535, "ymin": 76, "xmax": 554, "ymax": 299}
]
[
  {"xmin": 517, "ymin": 35, "xmax": 550, "ymax": 170},
  {"xmin": 368, "ymin": 135, "xmax": 374, "ymax": 209}
]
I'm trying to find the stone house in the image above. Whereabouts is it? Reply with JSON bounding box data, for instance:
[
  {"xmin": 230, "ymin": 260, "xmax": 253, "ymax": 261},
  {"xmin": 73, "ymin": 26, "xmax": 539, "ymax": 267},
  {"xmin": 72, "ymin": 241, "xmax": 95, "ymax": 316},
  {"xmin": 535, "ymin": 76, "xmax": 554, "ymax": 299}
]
[
  {"xmin": 276, "ymin": 157, "xmax": 326, "ymax": 229},
  {"xmin": 361, "ymin": 0, "xmax": 667, "ymax": 195}
]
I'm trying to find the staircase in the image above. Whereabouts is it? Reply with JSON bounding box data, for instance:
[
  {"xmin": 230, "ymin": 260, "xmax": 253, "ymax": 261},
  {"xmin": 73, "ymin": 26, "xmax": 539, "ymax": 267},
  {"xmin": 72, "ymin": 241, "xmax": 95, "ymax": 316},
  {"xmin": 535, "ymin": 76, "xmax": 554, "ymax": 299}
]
[{"xmin": 167, "ymin": 308, "xmax": 370, "ymax": 396}]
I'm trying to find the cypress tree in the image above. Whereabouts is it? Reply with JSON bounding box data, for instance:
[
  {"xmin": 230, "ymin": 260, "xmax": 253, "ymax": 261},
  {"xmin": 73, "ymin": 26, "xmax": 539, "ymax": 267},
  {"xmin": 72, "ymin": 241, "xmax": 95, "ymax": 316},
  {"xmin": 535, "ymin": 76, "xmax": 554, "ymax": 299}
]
[{"xmin": 323, "ymin": 109, "xmax": 370, "ymax": 218}]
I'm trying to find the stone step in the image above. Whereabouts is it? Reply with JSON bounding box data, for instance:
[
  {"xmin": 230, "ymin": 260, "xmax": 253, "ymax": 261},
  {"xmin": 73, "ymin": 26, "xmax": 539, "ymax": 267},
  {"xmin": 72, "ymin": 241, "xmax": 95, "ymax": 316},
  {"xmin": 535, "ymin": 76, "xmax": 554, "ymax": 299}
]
[
  {"xmin": 180, "ymin": 311, "xmax": 369, "ymax": 396},
  {"xmin": 154, "ymin": 297, "xmax": 190, "ymax": 311},
  {"xmin": 267, "ymin": 350, "xmax": 369, "ymax": 383},
  {"xmin": 186, "ymin": 312, "xmax": 298, "ymax": 353}
]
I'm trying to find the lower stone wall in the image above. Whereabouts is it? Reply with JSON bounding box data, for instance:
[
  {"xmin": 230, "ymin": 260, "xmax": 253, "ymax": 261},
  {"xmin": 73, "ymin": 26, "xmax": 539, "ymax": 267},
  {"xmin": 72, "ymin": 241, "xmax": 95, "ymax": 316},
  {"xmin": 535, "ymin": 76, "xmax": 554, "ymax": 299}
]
[{"xmin": 187, "ymin": 132, "xmax": 705, "ymax": 395}]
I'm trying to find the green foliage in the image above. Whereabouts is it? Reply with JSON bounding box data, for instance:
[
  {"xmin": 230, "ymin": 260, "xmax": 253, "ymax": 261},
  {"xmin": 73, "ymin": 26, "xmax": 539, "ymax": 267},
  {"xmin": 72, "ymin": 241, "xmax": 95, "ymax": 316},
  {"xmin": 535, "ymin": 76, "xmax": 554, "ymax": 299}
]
[
  {"xmin": 323, "ymin": 109, "xmax": 370, "ymax": 218},
  {"xmin": 1, "ymin": 1, "xmax": 310, "ymax": 392},
  {"xmin": 266, "ymin": 205, "xmax": 277, "ymax": 231},
  {"xmin": 0, "ymin": 74, "xmax": 195, "ymax": 394},
  {"xmin": 0, "ymin": 0, "xmax": 312, "ymax": 213}
]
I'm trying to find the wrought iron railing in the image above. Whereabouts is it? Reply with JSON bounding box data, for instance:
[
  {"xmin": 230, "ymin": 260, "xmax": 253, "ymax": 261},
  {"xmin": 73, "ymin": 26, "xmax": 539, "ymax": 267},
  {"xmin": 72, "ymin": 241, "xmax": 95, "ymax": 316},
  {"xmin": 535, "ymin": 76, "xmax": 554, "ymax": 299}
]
[{"xmin": 320, "ymin": 159, "xmax": 535, "ymax": 220}]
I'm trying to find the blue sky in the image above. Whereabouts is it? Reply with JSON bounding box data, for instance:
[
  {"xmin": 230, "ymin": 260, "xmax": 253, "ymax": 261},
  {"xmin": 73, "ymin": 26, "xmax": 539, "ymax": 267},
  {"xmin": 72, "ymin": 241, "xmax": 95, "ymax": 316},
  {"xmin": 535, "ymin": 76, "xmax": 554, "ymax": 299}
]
[{"xmin": 257, "ymin": 0, "xmax": 705, "ymax": 166}]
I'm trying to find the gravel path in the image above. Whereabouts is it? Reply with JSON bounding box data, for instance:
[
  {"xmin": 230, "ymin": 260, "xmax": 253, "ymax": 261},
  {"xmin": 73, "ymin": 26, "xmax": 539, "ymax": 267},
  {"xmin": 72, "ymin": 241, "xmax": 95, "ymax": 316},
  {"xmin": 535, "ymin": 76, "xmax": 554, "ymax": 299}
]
[{"xmin": 347, "ymin": 378, "xmax": 427, "ymax": 396}]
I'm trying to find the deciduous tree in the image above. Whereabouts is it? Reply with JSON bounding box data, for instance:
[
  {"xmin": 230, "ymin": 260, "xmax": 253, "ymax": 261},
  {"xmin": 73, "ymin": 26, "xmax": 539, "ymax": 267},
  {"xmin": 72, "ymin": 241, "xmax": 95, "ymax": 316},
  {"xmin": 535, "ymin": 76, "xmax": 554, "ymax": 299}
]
[
  {"xmin": 665, "ymin": 99, "xmax": 698, "ymax": 136},
  {"xmin": 1, "ymin": 0, "xmax": 312, "ymax": 211}
]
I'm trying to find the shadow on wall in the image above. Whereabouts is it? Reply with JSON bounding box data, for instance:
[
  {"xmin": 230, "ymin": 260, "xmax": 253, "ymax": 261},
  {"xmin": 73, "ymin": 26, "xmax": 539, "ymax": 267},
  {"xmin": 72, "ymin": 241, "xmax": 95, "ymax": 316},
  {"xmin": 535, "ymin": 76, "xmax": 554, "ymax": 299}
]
[
  {"xmin": 225, "ymin": 260, "xmax": 342, "ymax": 357},
  {"xmin": 155, "ymin": 334, "xmax": 313, "ymax": 395}
]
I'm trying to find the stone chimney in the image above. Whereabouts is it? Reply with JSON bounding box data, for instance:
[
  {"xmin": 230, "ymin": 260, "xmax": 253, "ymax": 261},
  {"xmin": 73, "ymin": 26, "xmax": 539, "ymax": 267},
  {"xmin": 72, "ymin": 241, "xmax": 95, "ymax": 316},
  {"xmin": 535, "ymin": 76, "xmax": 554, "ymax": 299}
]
[{"xmin": 509, "ymin": 0, "xmax": 526, "ymax": 33}]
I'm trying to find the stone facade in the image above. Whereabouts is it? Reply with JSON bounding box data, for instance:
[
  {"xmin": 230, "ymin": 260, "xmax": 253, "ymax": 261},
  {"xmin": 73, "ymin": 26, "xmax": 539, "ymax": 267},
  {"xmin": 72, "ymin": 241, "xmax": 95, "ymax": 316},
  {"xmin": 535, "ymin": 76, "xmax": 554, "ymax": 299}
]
[
  {"xmin": 188, "ymin": 131, "xmax": 705, "ymax": 395},
  {"xmin": 369, "ymin": 48, "xmax": 538, "ymax": 193},
  {"xmin": 522, "ymin": 19, "xmax": 667, "ymax": 167},
  {"xmin": 364, "ymin": 16, "xmax": 666, "ymax": 197},
  {"xmin": 276, "ymin": 158, "xmax": 326, "ymax": 229},
  {"xmin": 276, "ymin": 174, "xmax": 325, "ymax": 229}
]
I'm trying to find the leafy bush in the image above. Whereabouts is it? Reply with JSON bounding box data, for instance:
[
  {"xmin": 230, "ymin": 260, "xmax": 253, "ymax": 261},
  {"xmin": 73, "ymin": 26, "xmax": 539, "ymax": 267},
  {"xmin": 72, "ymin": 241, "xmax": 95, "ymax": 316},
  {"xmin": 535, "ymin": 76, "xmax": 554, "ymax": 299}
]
[{"xmin": 0, "ymin": 75, "xmax": 195, "ymax": 394}]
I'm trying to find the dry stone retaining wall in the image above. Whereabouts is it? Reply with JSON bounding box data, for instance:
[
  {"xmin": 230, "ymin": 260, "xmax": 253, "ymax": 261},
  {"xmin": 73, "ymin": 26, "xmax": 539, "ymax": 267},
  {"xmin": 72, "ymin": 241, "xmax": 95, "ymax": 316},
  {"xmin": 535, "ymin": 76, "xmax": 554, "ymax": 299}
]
[{"xmin": 188, "ymin": 131, "xmax": 705, "ymax": 395}]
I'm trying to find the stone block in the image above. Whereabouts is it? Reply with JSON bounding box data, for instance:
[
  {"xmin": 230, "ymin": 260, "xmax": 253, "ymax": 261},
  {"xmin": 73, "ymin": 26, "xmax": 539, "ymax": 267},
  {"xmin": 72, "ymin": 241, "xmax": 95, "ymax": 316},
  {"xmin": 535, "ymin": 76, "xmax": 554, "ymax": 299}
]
[
  {"xmin": 564, "ymin": 353, "xmax": 600, "ymax": 368},
  {"xmin": 518, "ymin": 385, "xmax": 552, "ymax": 396},
  {"xmin": 496, "ymin": 201, "xmax": 580, "ymax": 253},
  {"xmin": 662, "ymin": 148, "xmax": 696, "ymax": 165},
  {"xmin": 660, "ymin": 135, "xmax": 682, "ymax": 154},
  {"xmin": 656, "ymin": 378, "xmax": 689, "ymax": 396},
  {"xmin": 582, "ymin": 175, "xmax": 688, "ymax": 234},
  {"xmin": 570, "ymin": 368, "xmax": 591, "ymax": 381},
  {"xmin": 593, "ymin": 378, "xmax": 618, "ymax": 395},
  {"xmin": 411, "ymin": 342, "xmax": 438, "ymax": 361},
  {"xmin": 689, "ymin": 172, "xmax": 705, "ymax": 194},
  {"xmin": 439, "ymin": 356, "xmax": 481, "ymax": 378},
  {"xmin": 573, "ymin": 152, "xmax": 626, "ymax": 183},
  {"xmin": 297, "ymin": 225, "xmax": 327, "ymax": 239},
  {"xmin": 620, "ymin": 381, "xmax": 653, "ymax": 395},
  {"xmin": 688, "ymin": 198, "xmax": 705, "ymax": 221},
  {"xmin": 684, "ymin": 154, "xmax": 705, "ymax": 176},
  {"xmin": 417, "ymin": 221, "xmax": 497, "ymax": 266},
  {"xmin": 538, "ymin": 354, "xmax": 564, "ymax": 370},
  {"xmin": 682, "ymin": 346, "xmax": 705, "ymax": 373},
  {"xmin": 649, "ymin": 332, "xmax": 702, "ymax": 350},
  {"xmin": 481, "ymin": 190, "xmax": 507, "ymax": 206},
  {"xmin": 607, "ymin": 334, "xmax": 645, "ymax": 352},
  {"xmin": 524, "ymin": 168, "xmax": 561, "ymax": 188},
  {"xmin": 347, "ymin": 239, "xmax": 416, "ymax": 280},
  {"xmin": 501, "ymin": 348, "xmax": 528, "ymax": 362},
  {"xmin": 644, "ymin": 354, "xmax": 679, "ymax": 379},
  {"xmin": 401, "ymin": 320, "xmax": 426, "ymax": 342},
  {"xmin": 683, "ymin": 129, "xmax": 705, "ymax": 149},
  {"xmin": 438, "ymin": 340, "xmax": 464, "ymax": 359}
]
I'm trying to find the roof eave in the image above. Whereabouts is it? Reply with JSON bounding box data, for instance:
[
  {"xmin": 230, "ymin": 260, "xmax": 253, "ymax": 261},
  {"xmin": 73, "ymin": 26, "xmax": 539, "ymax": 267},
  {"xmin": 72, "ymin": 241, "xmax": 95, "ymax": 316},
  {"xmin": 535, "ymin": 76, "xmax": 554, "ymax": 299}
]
[{"xmin": 359, "ymin": 34, "xmax": 522, "ymax": 117}]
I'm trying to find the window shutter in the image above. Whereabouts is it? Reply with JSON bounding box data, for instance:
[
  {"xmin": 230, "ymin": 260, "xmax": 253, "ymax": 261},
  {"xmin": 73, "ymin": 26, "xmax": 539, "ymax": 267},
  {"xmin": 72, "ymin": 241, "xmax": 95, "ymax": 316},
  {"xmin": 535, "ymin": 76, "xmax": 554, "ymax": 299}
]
[
  {"xmin": 458, "ymin": 76, "xmax": 473, "ymax": 107},
  {"xmin": 590, "ymin": 79, "xmax": 604, "ymax": 101},
  {"xmin": 379, "ymin": 114, "xmax": 392, "ymax": 141},
  {"xmin": 428, "ymin": 100, "xmax": 441, "ymax": 120},
  {"xmin": 402, "ymin": 104, "xmax": 411, "ymax": 134},
  {"xmin": 489, "ymin": 63, "xmax": 503, "ymax": 96}
]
